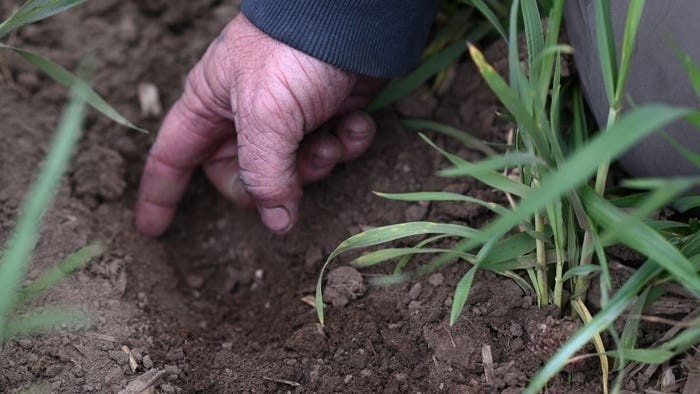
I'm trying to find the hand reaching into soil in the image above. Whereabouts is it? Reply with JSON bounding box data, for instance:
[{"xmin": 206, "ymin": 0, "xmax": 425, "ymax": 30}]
[{"xmin": 136, "ymin": 14, "xmax": 383, "ymax": 236}]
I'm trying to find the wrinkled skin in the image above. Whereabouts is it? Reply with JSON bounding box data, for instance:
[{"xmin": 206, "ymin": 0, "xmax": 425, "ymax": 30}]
[{"xmin": 136, "ymin": 14, "xmax": 384, "ymax": 235}]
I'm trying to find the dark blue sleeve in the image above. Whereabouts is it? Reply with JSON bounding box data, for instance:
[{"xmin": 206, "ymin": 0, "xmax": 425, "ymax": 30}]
[{"xmin": 241, "ymin": 1, "xmax": 441, "ymax": 78}]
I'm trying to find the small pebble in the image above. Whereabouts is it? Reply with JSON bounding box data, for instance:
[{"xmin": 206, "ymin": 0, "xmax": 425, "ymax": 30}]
[
  {"xmin": 108, "ymin": 350, "xmax": 129, "ymax": 364},
  {"xmin": 166, "ymin": 348, "xmax": 184, "ymax": 362},
  {"xmin": 164, "ymin": 365, "xmax": 181, "ymax": 375},
  {"xmin": 142, "ymin": 355, "xmax": 154, "ymax": 369},
  {"xmin": 18, "ymin": 339, "xmax": 33, "ymax": 349},
  {"xmin": 504, "ymin": 372, "xmax": 520, "ymax": 387},
  {"xmin": 509, "ymin": 323, "xmax": 523, "ymax": 337},
  {"xmin": 408, "ymin": 283, "xmax": 422, "ymax": 300},
  {"xmin": 408, "ymin": 300, "xmax": 422, "ymax": 313},
  {"xmin": 511, "ymin": 338, "xmax": 524, "ymax": 351},
  {"xmin": 185, "ymin": 274, "xmax": 205, "ymax": 289},
  {"xmin": 360, "ymin": 368, "xmax": 372, "ymax": 377},
  {"xmin": 344, "ymin": 374, "xmax": 353, "ymax": 384},
  {"xmin": 45, "ymin": 364, "xmax": 62, "ymax": 378},
  {"xmin": 428, "ymin": 273, "xmax": 445, "ymax": 287},
  {"xmin": 221, "ymin": 342, "xmax": 233, "ymax": 350}
]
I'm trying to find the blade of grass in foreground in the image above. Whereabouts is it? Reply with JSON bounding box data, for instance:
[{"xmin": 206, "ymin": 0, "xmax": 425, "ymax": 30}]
[
  {"xmin": 0, "ymin": 84, "xmax": 87, "ymax": 338},
  {"xmin": 1, "ymin": 308, "xmax": 89, "ymax": 341},
  {"xmin": 0, "ymin": 44, "xmax": 146, "ymax": 133},
  {"xmin": 15, "ymin": 244, "xmax": 103, "ymax": 307},
  {"xmin": 0, "ymin": 0, "xmax": 86, "ymax": 38}
]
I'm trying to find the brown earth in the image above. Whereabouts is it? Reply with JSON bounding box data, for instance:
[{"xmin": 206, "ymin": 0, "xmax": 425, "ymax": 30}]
[{"xmin": 0, "ymin": 1, "xmax": 686, "ymax": 393}]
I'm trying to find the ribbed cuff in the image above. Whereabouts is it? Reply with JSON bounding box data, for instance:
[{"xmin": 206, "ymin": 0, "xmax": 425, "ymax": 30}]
[{"xmin": 241, "ymin": 0, "xmax": 440, "ymax": 78}]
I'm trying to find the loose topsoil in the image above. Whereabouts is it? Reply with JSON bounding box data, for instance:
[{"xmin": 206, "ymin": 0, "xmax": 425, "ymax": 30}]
[{"xmin": 0, "ymin": 1, "xmax": 688, "ymax": 393}]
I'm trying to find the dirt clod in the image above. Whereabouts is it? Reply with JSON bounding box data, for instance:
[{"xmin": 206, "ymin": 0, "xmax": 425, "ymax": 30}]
[
  {"xmin": 428, "ymin": 273, "xmax": 445, "ymax": 287},
  {"xmin": 283, "ymin": 324, "xmax": 326, "ymax": 354},
  {"xmin": 324, "ymin": 266, "xmax": 367, "ymax": 307},
  {"xmin": 142, "ymin": 355, "xmax": 154, "ymax": 370}
]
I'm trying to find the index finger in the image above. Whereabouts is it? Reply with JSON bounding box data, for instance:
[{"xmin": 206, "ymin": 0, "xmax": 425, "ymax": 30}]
[{"xmin": 136, "ymin": 62, "xmax": 233, "ymax": 236}]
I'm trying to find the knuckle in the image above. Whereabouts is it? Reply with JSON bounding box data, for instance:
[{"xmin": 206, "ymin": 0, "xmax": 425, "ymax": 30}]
[{"xmin": 238, "ymin": 166, "xmax": 300, "ymax": 203}]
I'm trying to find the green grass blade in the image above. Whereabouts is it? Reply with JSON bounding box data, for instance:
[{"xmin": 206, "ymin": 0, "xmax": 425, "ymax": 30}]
[
  {"xmin": 449, "ymin": 266, "xmax": 478, "ymax": 325},
  {"xmin": 434, "ymin": 105, "xmax": 690, "ymax": 272},
  {"xmin": 562, "ymin": 265, "xmax": 602, "ymax": 282},
  {"xmin": 353, "ymin": 247, "xmax": 476, "ymax": 268},
  {"xmin": 367, "ymin": 23, "xmax": 490, "ymax": 112},
  {"xmin": 661, "ymin": 133, "xmax": 700, "ymax": 167},
  {"xmin": 0, "ymin": 44, "xmax": 146, "ymax": 133},
  {"xmin": 15, "ymin": 244, "xmax": 103, "ymax": 307},
  {"xmin": 402, "ymin": 118, "xmax": 498, "ymax": 156},
  {"xmin": 537, "ymin": 0, "xmax": 565, "ymax": 104},
  {"xmin": 417, "ymin": 133, "xmax": 531, "ymax": 196},
  {"xmin": 333, "ymin": 222, "xmax": 480, "ymax": 253},
  {"xmin": 2, "ymin": 308, "xmax": 89, "ymax": 342},
  {"xmin": 394, "ymin": 235, "xmax": 450, "ymax": 274},
  {"xmin": 469, "ymin": 43, "xmax": 548, "ymax": 156},
  {"xmin": 616, "ymin": 287, "xmax": 650, "ymax": 369},
  {"xmin": 315, "ymin": 222, "xmax": 481, "ymax": 324},
  {"xmin": 375, "ymin": 191, "xmax": 509, "ymax": 215},
  {"xmin": 464, "ymin": 0, "xmax": 508, "ymax": 40},
  {"xmin": 594, "ymin": 0, "xmax": 618, "ymax": 105},
  {"xmin": 439, "ymin": 152, "xmax": 547, "ymax": 177},
  {"xmin": 679, "ymin": 52, "xmax": 700, "ymax": 98},
  {"xmin": 673, "ymin": 195, "xmax": 700, "ymax": 212},
  {"xmin": 0, "ymin": 84, "xmax": 87, "ymax": 338},
  {"xmin": 614, "ymin": 0, "xmax": 646, "ymax": 105},
  {"xmin": 479, "ymin": 232, "xmax": 536, "ymax": 266},
  {"xmin": 418, "ymin": 132, "xmax": 470, "ymax": 167},
  {"xmin": 0, "ymin": 0, "xmax": 85, "ymax": 38},
  {"xmin": 521, "ymin": 0, "xmax": 544, "ymax": 75},
  {"xmin": 581, "ymin": 186, "xmax": 700, "ymax": 296},
  {"xmin": 401, "ymin": 232, "xmax": 542, "ymax": 280},
  {"xmin": 526, "ymin": 260, "xmax": 663, "ymax": 393}
]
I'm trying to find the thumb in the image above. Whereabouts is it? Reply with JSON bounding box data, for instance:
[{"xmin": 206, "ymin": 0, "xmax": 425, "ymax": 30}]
[{"xmin": 235, "ymin": 101, "xmax": 305, "ymax": 233}]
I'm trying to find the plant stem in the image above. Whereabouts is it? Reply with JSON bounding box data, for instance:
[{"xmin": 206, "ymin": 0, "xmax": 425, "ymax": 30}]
[
  {"xmin": 535, "ymin": 212, "xmax": 548, "ymax": 306},
  {"xmin": 573, "ymin": 230, "xmax": 594, "ymax": 301},
  {"xmin": 574, "ymin": 107, "xmax": 620, "ymax": 301},
  {"xmin": 553, "ymin": 245, "xmax": 564, "ymax": 309}
]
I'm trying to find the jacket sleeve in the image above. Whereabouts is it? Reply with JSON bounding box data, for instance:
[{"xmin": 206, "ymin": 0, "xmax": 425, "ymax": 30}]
[{"xmin": 240, "ymin": 0, "xmax": 441, "ymax": 78}]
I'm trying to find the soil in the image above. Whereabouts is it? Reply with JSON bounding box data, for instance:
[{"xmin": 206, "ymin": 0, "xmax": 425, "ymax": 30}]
[{"xmin": 0, "ymin": 1, "xmax": 689, "ymax": 393}]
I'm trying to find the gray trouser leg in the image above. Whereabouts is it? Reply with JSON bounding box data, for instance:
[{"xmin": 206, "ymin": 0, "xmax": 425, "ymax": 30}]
[{"xmin": 564, "ymin": 1, "xmax": 700, "ymax": 177}]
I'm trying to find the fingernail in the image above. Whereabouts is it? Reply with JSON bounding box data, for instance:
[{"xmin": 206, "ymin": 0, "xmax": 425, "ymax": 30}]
[
  {"xmin": 260, "ymin": 206, "xmax": 291, "ymax": 232},
  {"xmin": 347, "ymin": 126, "xmax": 371, "ymax": 142}
]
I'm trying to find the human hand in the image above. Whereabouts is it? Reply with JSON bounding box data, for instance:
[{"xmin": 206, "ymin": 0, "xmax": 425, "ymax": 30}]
[{"xmin": 136, "ymin": 14, "xmax": 384, "ymax": 236}]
